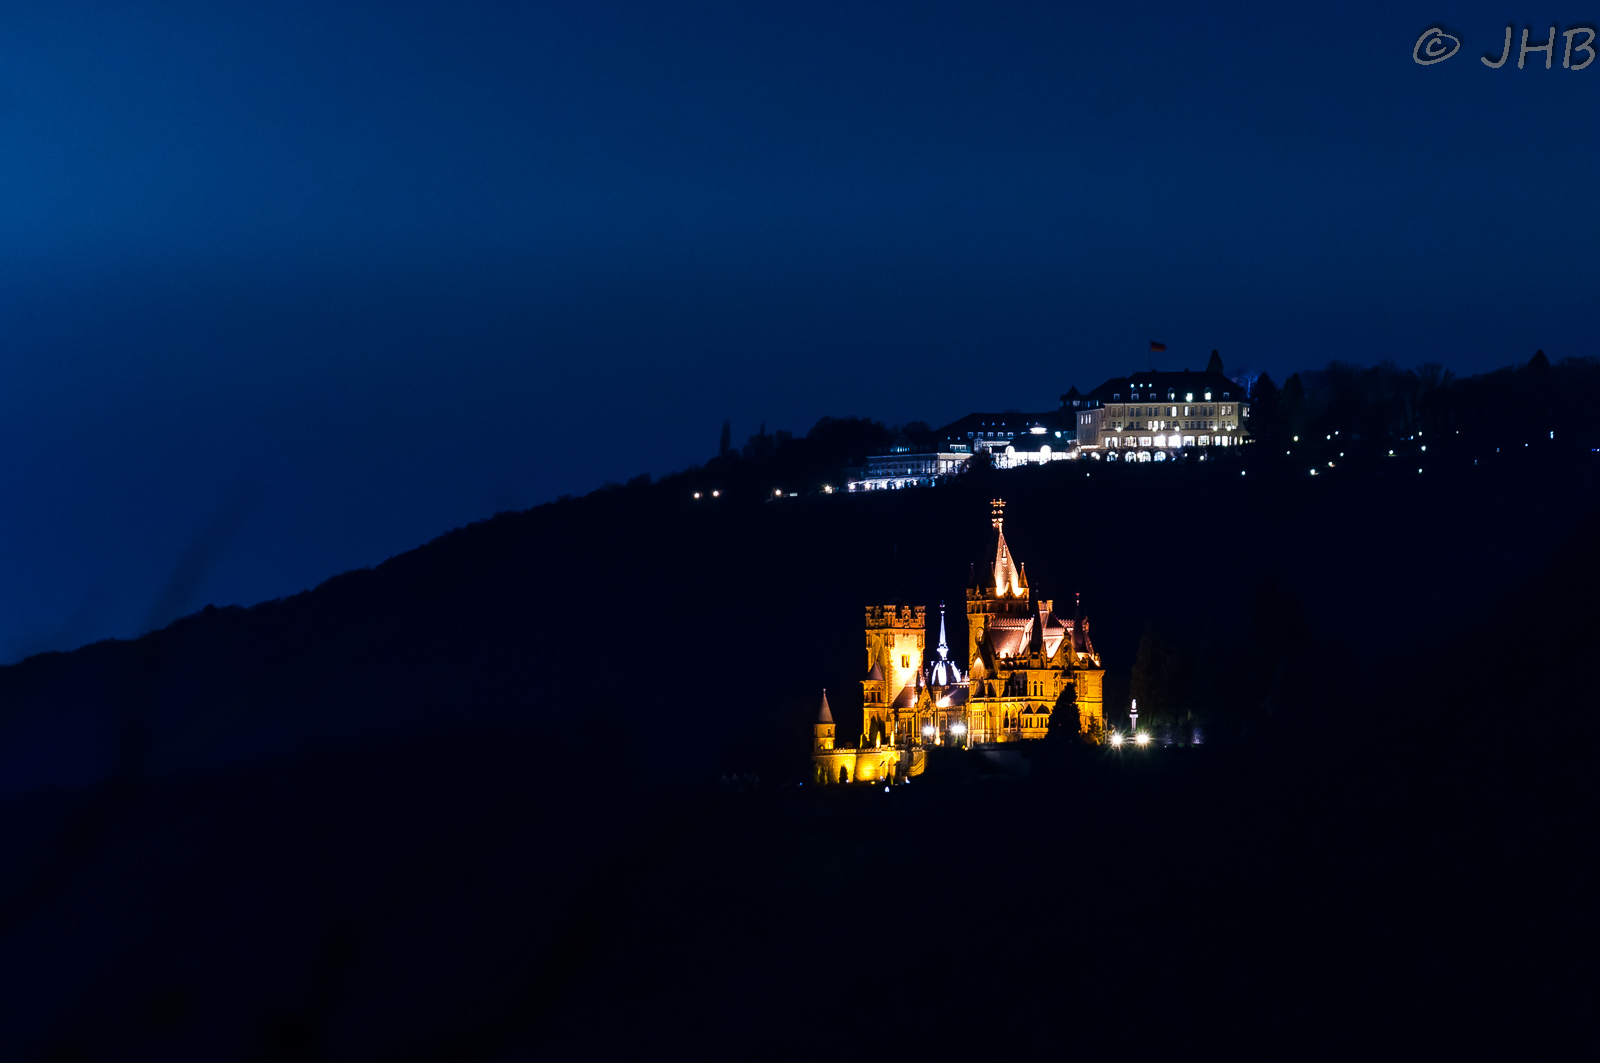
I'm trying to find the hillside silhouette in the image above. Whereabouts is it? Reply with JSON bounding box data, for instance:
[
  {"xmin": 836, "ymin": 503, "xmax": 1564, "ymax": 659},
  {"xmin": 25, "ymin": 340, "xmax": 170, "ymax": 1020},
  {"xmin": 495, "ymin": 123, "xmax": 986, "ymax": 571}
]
[{"xmin": 0, "ymin": 354, "xmax": 1595, "ymax": 1058}]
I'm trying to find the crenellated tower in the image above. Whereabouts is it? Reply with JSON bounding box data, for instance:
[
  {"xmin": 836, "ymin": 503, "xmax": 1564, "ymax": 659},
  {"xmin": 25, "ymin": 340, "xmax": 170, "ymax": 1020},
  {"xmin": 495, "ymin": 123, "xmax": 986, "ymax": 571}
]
[{"xmin": 862, "ymin": 603, "xmax": 925, "ymax": 745}]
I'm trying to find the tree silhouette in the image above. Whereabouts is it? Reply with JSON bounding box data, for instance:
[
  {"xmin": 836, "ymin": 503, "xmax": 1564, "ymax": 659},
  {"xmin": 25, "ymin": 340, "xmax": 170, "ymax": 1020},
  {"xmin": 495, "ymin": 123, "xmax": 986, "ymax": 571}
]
[
  {"xmin": 1280, "ymin": 373, "xmax": 1306, "ymax": 438},
  {"xmin": 1251, "ymin": 372, "xmax": 1284, "ymax": 448},
  {"xmin": 1131, "ymin": 623, "xmax": 1184, "ymax": 735},
  {"xmin": 1045, "ymin": 681, "xmax": 1080, "ymax": 750}
]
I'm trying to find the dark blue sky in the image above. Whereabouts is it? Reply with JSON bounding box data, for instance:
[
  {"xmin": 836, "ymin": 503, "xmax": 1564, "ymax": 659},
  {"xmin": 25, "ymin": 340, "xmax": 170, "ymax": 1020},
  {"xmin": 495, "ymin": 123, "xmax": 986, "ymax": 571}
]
[{"xmin": 0, "ymin": 0, "xmax": 1594, "ymax": 659}]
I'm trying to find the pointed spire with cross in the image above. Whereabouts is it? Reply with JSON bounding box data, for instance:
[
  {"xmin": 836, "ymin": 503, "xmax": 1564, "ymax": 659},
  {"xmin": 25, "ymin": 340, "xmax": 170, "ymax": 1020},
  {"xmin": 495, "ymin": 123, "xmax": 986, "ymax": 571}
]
[{"xmin": 990, "ymin": 499, "xmax": 1022, "ymax": 597}]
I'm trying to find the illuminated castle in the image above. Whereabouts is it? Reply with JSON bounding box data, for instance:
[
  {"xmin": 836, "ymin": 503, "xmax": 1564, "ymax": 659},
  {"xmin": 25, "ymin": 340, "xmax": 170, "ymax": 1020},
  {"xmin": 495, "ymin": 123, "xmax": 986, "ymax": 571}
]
[{"xmin": 812, "ymin": 499, "xmax": 1105, "ymax": 783}]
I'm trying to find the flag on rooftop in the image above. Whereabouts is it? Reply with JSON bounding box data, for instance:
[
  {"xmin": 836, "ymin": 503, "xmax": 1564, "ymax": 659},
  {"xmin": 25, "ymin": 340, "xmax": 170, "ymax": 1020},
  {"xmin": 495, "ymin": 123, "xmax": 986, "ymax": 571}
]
[{"xmin": 1149, "ymin": 341, "xmax": 1166, "ymax": 352}]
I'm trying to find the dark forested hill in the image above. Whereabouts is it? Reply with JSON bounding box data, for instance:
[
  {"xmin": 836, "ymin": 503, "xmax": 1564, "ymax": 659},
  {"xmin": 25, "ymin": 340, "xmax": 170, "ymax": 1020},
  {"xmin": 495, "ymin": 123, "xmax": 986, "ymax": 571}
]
[{"xmin": 0, "ymin": 415, "xmax": 1594, "ymax": 1058}]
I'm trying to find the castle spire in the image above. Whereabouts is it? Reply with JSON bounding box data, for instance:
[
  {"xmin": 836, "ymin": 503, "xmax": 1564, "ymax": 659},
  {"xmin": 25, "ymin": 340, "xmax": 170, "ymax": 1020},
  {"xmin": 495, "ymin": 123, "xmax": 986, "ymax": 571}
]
[
  {"xmin": 991, "ymin": 499, "xmax": 1021, "ymax": 597},
  {"xmin": 935, "ymin": 602, "xmax": 950, "ymax": 660},
  {"xmin": 817, "ymin": 689, "xmax": 834, "ymax": 725}
]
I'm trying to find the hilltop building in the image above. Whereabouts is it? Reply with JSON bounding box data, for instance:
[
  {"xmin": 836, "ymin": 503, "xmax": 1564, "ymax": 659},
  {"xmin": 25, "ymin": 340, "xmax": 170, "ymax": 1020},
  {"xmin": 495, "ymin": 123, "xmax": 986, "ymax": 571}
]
[
  {"xmin": 812, "ymin": 500, "xmax": 1105, "ymax": 783},
  {"xmin": 845, "ymin": 360, "xmax": 1251, "ymax": 490},
  {"xmin": 845, "ymin": 433, "xmax": 972, "ymax": 492},
  {"xmin": 1073, "ymin": 369, "xmax": 1250, "ymax": 460},
  {"xmin": 846, "ymin": 406, "xmax": 1080, "ymax": 491}
]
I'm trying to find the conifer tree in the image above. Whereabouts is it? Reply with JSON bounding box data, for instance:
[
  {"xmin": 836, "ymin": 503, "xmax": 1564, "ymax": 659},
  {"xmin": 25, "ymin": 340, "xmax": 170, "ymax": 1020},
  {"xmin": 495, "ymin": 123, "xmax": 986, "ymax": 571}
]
[{"xmin": 1045, "ymin": 681, "xmax": 1081, "ymax": 752}]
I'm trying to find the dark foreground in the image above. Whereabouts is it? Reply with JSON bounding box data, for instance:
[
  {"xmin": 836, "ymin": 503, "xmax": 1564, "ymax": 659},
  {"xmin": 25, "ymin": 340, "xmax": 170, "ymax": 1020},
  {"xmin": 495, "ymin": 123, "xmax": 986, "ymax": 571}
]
[{"xmin": 2, "ymin": 720, "xmax": 1582, "ymax": 1060}]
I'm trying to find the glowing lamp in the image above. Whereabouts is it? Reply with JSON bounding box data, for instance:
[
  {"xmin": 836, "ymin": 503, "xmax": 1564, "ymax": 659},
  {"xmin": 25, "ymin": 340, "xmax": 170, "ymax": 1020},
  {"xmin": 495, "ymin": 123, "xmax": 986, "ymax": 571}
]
[
  {"xmin": 693, "ymin": 492, "xmax": 701, "ymax": 499},
  {"xmin": 950, "ymin": 723, "xmax": 966, "ymax": 735},
  {"xmin": 775, "ymin": 489, "xmax": 783, "ymax": 497},
  {"xmin": 1110, "ymin": 733, "xmax": 1123, "ymax": 747},
  {"xmin": 923, "ymin": 726, "xmax": 936, "ymax": 737},
  {"xmin": 711, "ymin": 490, "xmax": 720, "ymax": 497}
]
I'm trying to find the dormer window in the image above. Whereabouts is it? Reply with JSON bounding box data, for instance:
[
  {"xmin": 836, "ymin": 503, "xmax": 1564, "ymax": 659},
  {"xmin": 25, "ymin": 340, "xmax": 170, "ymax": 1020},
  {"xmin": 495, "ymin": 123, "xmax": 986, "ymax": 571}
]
[
  {"xmin": 1204, "ymin": 391, "xmax": 1212, "ymax": 400},
  {"xmin": 1113, "ymin": 393, "xmax": 1120, "ymax": 400},
  {"xmin": 1185, "ymin": 392, "xmax": 1193, "ymax": 401},
  {"xmin": 1223, "ymin": 392, "xmax": 1231, "ymax": 399},
  {"xmin": 1168, "ymin": 389, "xmax": 1176, "ymax": 400}
]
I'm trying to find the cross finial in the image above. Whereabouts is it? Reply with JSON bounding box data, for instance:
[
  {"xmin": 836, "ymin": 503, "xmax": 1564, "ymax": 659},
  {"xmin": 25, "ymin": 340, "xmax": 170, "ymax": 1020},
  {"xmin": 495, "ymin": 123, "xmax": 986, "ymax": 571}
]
[{"xmin": 990, "ymin": 498, "xmax": 1006, "ymax": 528}]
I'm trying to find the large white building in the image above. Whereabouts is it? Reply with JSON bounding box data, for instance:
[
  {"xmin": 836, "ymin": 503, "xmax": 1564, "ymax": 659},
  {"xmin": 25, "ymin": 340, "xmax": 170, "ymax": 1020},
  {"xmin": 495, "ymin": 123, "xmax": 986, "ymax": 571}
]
[{"xmin": 1073, "ymin": 370, "xmax": 1250, "ymax": 461}]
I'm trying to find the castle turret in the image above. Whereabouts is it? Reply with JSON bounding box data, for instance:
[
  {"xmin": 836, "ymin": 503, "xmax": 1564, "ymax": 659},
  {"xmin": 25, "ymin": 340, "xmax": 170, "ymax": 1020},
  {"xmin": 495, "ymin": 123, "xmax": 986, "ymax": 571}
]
[
  {"xmin": 862, "ymin": 603, "xmax": 925, "ymax": 745},
  {"xmin": 814, "ymin": 690, "xmax": 835, "ymax": 752}
]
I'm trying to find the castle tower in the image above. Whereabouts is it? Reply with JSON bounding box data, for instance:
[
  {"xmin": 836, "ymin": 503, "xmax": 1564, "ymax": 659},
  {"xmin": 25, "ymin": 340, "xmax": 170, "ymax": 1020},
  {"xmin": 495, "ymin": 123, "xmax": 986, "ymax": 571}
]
[
  {"xmin": 991, "ymin": 499, "xmax": 1024, "ymax": 598},
  {"xmin": 814, "ymin": 690, "xmax": 835, "ymax": 752},
  {"xmin": 863, "ymin": 603, "xmax": 926, "ymax": 745},
  {"xmin": 967, "ymin": 499, "xmax": 1034, "ymax": 669}
]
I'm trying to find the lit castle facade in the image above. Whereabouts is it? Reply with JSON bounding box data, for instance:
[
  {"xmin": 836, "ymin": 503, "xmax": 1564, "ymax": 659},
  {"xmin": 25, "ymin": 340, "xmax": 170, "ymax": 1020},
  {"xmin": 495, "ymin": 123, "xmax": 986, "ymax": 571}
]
[{"xmin": 812, "ymin": 500, "xmax": 1105, "ymax": 784}]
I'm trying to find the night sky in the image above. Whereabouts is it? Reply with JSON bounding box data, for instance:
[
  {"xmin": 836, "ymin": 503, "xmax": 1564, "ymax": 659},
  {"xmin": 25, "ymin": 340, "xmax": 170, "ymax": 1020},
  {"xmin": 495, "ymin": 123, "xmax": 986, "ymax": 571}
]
[{"xmin": 0, "ymin": 0, "xmax": 1594, "ymax": 660}]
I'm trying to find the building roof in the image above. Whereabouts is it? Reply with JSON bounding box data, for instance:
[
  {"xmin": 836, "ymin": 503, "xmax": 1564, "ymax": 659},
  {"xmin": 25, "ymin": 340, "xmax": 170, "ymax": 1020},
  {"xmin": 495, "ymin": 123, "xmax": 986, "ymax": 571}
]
[
  {"xmin": 932, "ymin": 410, "xmax": 1063, "ymax": 445},
  {"xmin": 1078, "ymin": 369, "xmax": 1246, "ymax": 406},
  {"xmin": 1039, "ymin": 609, "xmax": 1068, "ymax": 659},
  {"xmin": 890, "ymin": 684, "xmax": 917, "ymax": 710},
  {"xmin": 992, "ymin": 525, "xmax": 1024, "ymax": 598},
  {"xmin": 1074, "ymin": 617, "xmax": 1095, "ymax": 657},
  {"xmin": 865, "ymin": 661, "xmax": 885, "ymax": 682},
  {"xmin": 999, "ymin": 430, "xmax": 1067, "ymax": 454},
  {"xmin": 817, "ymin": 690, "xmax": 833, "ymax": 725},
  {"xmin": 986, "ymin": 615, "xmax": 1034, "ymax": 659}
]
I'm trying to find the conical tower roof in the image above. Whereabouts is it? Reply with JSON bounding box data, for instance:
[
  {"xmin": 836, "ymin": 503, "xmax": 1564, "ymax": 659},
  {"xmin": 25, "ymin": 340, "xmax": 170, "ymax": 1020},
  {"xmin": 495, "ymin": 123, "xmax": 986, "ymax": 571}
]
[
  {"xmin": 993, "ymin": 525, "xmax": 1022, "ymax": 598},
  {"xmin": 816, "ymin": 689, "xmax": 834, "ymax": 725}
]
